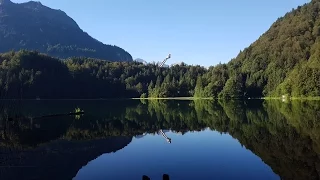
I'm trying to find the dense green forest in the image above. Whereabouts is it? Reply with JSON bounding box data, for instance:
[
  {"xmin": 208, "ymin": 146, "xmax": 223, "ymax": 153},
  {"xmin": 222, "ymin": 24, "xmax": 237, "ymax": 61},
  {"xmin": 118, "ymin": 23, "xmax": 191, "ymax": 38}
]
[
  {"xmin": 1, "ymin": 0, "xmax": 320, "ymax": 99},
  {"xmin": 219, "ymin": 0, "xmax": 320, "ymax": 98},
  {"xmin": 0, "ymin": 0, "xmax": 132, "ymax": 61},
  {"xmin": 0, "ymin": 50, "xmax": 207, "ymax": 99},
  {"xmin": 1, "ymin": 99, "xmax": 320, "ymax": 180}
]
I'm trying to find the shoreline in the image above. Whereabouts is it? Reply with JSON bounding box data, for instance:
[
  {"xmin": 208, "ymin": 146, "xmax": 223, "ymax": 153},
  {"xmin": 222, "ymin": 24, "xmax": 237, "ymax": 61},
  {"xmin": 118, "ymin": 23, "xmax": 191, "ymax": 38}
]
[
  {"xmin": 0, "ymin": 97, "xmax": 320, "ymax": 101},
  {"xmin": 132, "ymin": 97, "xmax": 213, "ymax": 100},
  {"xmin": 261, "ymin": 97, "xmax": 320, "ymax": 100}
]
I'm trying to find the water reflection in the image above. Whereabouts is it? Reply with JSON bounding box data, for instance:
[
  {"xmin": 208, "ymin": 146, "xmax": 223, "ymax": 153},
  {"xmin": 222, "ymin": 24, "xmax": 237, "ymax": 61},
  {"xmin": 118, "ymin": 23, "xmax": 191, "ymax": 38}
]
[
  {"xmin": 159, "ymin": 130, "xmax": 172, "ymax": 143},
  {"xmin": 143, "ymin": 174, "xmax": 170, "ymax": 180},
  {"xmin": 0, "ymin": 99, "xmax": 319, "ymax": 180}
]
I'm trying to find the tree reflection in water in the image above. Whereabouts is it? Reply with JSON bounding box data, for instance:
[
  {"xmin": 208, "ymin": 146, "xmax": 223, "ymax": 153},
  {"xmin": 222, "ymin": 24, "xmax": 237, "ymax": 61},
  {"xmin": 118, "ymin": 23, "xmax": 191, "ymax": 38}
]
[
  {"xmin": 0, "ymin": 99, "xmax": 320, "ymax": 180},
  {"xmin": 143, "ymin": 174, "xmax": 170, "ymax": 180}
]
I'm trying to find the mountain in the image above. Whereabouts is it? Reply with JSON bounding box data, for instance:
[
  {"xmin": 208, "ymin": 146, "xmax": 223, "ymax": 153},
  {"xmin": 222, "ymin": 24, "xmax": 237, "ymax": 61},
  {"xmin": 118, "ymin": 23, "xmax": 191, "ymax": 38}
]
[
  {"xmin": 0, "ymin": 137, "xmax": 132, "ymax": 180},
  {"xmin": 227, "ymin": 0, "xmax": 320, "ymax": 97},
  {"xmin": 0, "ymin": 0, "xmax": 132, "ymax": 61},
  {"xmin": 200, "ymin": 0, "xmax": 320, "ymax": 98},
  {"xmin": 134, "ymin": 58, "xmax": 171, "ymax": 67},
  {"xmin": 134, "ymin": 58, "xmax": 148, "ymax": 65}
]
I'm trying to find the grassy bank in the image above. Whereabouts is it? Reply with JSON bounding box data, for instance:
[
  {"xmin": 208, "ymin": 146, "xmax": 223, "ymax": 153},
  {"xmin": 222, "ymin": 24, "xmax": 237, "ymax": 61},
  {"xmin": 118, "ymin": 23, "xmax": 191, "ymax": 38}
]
[
  {"xmin": 135, "ymin": 96, "xmax": 320, "ymax": 101},
  {"xmin": 132, "ymin": 97, "xmax": 214, "ymax": 100},
  {"xmin": 2, "ymin": 96, "xmax": 320, "ymax": 101},
  {"xmin": 262, "ymin": 97, "xmax": 320, "ymax": 100}
]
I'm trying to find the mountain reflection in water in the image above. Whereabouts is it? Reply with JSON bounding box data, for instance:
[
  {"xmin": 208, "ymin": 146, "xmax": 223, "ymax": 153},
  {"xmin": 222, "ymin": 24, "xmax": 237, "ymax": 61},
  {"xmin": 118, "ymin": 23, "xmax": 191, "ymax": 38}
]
[{"xmin": 0, "ymin": 99, "xmax": 319, "ymax": 180}]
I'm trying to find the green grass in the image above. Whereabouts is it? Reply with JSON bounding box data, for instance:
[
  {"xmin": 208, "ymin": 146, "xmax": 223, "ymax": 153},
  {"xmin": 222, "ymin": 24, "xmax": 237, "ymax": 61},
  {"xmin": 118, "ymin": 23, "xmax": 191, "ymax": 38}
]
[
  {"xmin": 290, "ymin": 97, "xmax": 320, "ymax": 100},
  {"xmin": 263, "ymin": 96, "xmax": 320, "ymax": 100},
  {"xmin": 9, "ymin": 96, "xmax": 320, "ymax": 101},
  {"xmin": 132, "ymin": 97, "xmax": 214, "ymax": 100},
  {"xmin": 134, "ymin": 96, "xmax": 320, "ymax": 101},
  {"xmin": 261, "ymin": 97, "xmax": 283, "ymax": 100}
]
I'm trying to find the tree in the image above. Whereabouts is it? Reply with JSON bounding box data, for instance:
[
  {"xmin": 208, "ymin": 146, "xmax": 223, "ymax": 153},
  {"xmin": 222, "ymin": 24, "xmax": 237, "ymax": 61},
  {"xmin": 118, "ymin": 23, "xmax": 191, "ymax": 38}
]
[{"xmin": 194, "ymin": 76, "xmax": 204, "ymax": 98}]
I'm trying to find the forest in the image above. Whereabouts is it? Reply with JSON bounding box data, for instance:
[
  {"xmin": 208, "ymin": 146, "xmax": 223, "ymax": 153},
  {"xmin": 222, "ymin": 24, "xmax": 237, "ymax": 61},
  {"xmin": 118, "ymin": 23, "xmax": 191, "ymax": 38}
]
[
  {"xmin": 1, "ymin": 0, "xmax": 320, "ymax": 99},
  {"xmin": 0, "ymin": 50, "xmax": 206, "ymax": 99},
  {"xmin": 0, "ymin": 48, "xmax": 317, "ymax": 99}
]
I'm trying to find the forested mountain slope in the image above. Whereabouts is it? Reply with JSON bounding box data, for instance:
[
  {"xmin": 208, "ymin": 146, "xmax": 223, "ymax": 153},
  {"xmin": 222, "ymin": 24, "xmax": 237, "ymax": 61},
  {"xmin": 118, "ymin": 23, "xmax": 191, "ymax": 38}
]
[
  {"xmin": 0, "ymin": 0, "xmax": 132, "ymax": 61},
  {"xmin": 1, "ymin": 1, "xmax": 320, "ymax": 99},
  {"xmin": 200, "ymin": 0, "xmax": 320, "ymax": 98}
]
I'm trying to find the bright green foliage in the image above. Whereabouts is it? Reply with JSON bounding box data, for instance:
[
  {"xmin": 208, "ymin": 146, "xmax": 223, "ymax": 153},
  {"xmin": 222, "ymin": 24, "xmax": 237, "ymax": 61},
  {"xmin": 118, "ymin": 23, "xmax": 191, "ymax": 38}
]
[
  {"xmin": 0, "ymin": 50, "xmax": 207, "ymax": 99},
  {"xmin": 194, "ymin": 76, "xmax": 204, "ymax": 98},
  {"xmin": 140, "ymin": 93, "xmax": 147, "ymax": 99},
  {"xmin": 219, "ymin": 74, "xmax": 245, "ymax": 99},
  {"xmin": 277, "ymin": 39, "xmax": 320, "ymax": 97},
  {"xmin": 202, "ymin": 0, "xmax": 320, "ymax": 98}
]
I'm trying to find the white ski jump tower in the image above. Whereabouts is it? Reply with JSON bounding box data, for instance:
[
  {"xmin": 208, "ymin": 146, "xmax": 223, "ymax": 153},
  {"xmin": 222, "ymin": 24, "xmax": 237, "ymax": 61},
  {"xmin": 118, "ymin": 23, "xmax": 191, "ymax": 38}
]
[
  {"xmin": 159, "ymin": 54, "xmax": 171, "ymax": 67},
  {"xmin": 157, "ymin": 54, "xmax": 172, "ymax": 144}
]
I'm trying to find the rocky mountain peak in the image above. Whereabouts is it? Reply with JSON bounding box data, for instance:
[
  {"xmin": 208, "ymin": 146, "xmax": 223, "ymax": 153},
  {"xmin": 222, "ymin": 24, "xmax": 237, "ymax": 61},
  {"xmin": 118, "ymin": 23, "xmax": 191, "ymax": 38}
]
[{"xmin": 0, "ymin": 0, "xmax": 12, "ymax": 5}]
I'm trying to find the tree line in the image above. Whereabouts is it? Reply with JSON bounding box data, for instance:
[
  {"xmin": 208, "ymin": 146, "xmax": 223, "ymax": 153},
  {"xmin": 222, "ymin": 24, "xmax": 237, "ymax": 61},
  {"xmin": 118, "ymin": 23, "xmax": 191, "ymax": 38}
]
[
  {"xmin": 1, "ymin": 1, "xmax": 320, "ymax": 99},
  {"xmin": 0, "ymin": 50, "xmax": 207, "ymax": 99},
  {"xmin": 0, "ymin": 49, "xmax": 319, "ymax": 99}
]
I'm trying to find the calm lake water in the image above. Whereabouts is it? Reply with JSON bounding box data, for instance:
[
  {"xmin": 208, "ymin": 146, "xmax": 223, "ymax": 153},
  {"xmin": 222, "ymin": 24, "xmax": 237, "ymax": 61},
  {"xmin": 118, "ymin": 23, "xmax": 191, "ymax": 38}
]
[{"xmin": 0, "ymin": 99, "xmax": 319, "ymax": 180}]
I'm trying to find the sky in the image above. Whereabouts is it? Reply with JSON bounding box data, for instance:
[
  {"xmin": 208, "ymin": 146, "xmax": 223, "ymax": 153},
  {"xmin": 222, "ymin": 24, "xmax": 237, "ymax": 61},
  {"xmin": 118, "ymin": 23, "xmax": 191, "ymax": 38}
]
[{"xmin": 12, "ymin": 0, "xmax": 311, "ymax": 67}]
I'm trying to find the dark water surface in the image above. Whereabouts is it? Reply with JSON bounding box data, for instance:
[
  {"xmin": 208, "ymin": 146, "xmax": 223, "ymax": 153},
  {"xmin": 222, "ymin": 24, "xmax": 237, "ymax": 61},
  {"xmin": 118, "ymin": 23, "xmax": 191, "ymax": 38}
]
[{"xmin": 0, "ymin": 99, "xmax": 319, "ymax": 180}]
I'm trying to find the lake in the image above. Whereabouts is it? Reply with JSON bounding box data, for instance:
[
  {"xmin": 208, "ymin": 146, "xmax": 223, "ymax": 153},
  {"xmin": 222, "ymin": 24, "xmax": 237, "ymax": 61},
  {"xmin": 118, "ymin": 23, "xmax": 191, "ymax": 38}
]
[{"xmin": 0, "ymin": 99, "xmax": 319, "ymax": 180}]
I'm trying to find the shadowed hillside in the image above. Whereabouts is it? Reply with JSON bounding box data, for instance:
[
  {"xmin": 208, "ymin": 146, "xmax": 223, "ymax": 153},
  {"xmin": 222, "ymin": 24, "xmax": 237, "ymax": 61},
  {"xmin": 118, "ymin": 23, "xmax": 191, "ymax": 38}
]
[{"xmin": 0, "ymin": 0, "xmax": 132, "ymax": 61}]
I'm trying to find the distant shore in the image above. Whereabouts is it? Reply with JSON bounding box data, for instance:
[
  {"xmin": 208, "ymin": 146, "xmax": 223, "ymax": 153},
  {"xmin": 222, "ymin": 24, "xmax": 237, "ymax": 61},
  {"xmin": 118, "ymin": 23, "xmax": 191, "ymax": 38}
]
[
  {"xmin": 132, "ymin": 97, "xmax": 213, "ymax": 100},
  {"xmin": 261, "ymin": 97, "xmax": 320, "ymax": 100},
  {"xmin": 0, "ymin": 97, "xmax": 320, "ymax": 101}
]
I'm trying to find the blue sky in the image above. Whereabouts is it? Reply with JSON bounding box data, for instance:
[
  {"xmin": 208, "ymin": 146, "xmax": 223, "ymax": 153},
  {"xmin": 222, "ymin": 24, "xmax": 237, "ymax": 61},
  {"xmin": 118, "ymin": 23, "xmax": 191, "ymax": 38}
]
[{"xmin": 13, "ymin": 0, "xmax": 310, "ymax": 67}]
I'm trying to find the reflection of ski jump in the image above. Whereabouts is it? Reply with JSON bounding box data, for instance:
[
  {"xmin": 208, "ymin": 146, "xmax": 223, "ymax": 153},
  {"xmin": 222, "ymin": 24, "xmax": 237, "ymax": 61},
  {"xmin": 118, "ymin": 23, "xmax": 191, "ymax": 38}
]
[
  {"xmin": 159, "ymin": 129, "xmax": 171, "ymax": 143},
  {"xmin": 158, "ymin": 54, "xmax": 171, "ymax": 144}
]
